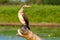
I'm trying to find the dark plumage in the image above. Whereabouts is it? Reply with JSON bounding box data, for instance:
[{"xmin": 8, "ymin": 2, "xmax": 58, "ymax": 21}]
[{"xmin": 23, "ymin": 14, "xmax": 30, "ymax": 30}]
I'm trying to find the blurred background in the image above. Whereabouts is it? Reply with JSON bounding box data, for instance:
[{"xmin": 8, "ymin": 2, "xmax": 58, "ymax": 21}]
[
  {"xmin": 0, "ymin": 0, "xmax": 60, "ymax": 40},
  {"xmin": 0, "ymin": 0, "xmax": 60, "ymax": 5}
]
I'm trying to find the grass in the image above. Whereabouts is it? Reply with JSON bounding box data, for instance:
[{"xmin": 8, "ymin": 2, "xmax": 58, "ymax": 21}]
[
  {"xmin": 0, "ymin": 5, "xmax": 60, "ymax": 23},
  {"xmin": 0, "ymin": 5, "xmax": 20, "ymax": 22}
]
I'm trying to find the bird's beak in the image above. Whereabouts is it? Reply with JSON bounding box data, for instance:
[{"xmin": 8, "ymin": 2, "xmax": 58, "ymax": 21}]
[
  {"xmin": 27, "ymin": 5, "xmax": 31, "ymax": 7},
  {"xmin": 24, "ymin": 5, "xmax": 31, "ymax": 7}
]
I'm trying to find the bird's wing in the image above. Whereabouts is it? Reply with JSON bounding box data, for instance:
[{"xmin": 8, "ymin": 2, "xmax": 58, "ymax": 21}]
[
  {"xmin": 22, "ymin": 14, "xmax": 29, "ymax": 25},
  {"xmin": 22, "ymin": 14, "xmax": 30, "ymax": 30}
]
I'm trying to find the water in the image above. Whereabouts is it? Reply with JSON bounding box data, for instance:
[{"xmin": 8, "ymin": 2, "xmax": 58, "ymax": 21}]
[
  {"xmin": 0, "ymin": 30, "xmax": 26, "ymax": 40},
  {"xmin": 42, "ymin": 37, "xmax": 60, "ymax": 40},
  {"xmin": 0, "ymin": 26, "xmax": 60, "ymax": 40},
  {"xmin": 0, "ymin": 35, "xmax": 60, "ymax": 40},
  {"xmin": 0, "ymin": 36, "xmax": 25, "ymax": 40}
]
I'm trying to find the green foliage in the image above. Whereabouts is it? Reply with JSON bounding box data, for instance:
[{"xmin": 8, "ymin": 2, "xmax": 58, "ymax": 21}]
[
  {"xmin": 0, "ymin": 0, "xmax": 21, "ymax": 5},
  {"xmin": 24, "ymin": 5, "xmax": 60, "ymax": 23},
  {"xmin": 0, "ymin": 0, "xmax": 9, "ymax": 4},
  {"xmin": 0, "ymin": 0, "xmax": 60, "ymax": 5},
  {"xmin": 0, "ymin": 5, "xmax": 20, "ymax": 22},
  {"xmin": 0, "ymin": 5, "xmax": 60, "ymax": 23},
  {"xmin": 42, "ymin": 0, "xmax": 60, "ymax": 5}
]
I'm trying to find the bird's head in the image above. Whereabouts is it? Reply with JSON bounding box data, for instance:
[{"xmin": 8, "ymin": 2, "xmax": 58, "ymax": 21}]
[{"xmin": 22, "ymin": 4, "xmax": 31, "ymax": 8}]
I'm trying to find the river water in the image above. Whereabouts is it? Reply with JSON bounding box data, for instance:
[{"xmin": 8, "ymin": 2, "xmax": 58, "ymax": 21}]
[
  {"xmin": 0, "ymin": 26, "xmax": 60, "ymax": 40},
  {"xmin": 0, "ymin": 35, "xmax": 60, "ymax": 40}
]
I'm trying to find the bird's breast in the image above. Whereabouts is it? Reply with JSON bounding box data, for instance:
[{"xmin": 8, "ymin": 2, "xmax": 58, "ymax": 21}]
[{"xmin": 18, "ymin": 13, "xmax": 25, "ymax": 25}]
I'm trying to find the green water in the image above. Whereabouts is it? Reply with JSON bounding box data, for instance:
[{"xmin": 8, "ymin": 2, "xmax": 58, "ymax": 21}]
[{"xmin": 0, "ymin": 26, "xmax": 60, "ymax": 40}]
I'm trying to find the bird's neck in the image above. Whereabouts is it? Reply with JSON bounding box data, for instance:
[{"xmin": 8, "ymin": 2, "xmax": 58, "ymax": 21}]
[{"xmin": 19, "ymin": 7, "xmax": 24, "ymax": 13}]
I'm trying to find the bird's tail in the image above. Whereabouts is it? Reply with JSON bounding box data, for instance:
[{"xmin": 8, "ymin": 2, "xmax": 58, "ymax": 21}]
[
  {"xmin": 23, "ymin": 24, "xmax": 30, "ymax": 30},
  {"xmin": 21, "ymin": 24, "xmax": 30, "ymax": 30},
  {"xmin": 26, "ymin": 25, "xmax": 30, "ymax": 30}
]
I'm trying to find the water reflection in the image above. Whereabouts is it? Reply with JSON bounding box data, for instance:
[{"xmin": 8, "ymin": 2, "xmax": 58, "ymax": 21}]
[
  {"xmin": 0, "ymin": 35, "xmax": 60, "ymax": 40},
  {"xmin": 0, "ymin": 26, "xmax": 60, "ymax": 40},
  {"xmin": 42, "ymin": 37, "xmax": 60, "ymax": 40},
  {"xmin": 0, "ymin": 35, "xmax": 26, "ymax": 40}
]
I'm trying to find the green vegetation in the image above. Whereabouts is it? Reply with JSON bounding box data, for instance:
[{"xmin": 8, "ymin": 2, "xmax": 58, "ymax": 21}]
[
  {"xmin": 0, "ymin": 5, "xmax": 19, "ymax": 22},
  {"xmin": 0, "ymin": 0, "xmax": 60, "ymax": 5},
  {"xmin": 0, "ymin": 5, "xmax": 60, "ymax": 23}
]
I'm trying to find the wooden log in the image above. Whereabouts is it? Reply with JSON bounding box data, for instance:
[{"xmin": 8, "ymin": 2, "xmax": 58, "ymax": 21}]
[{"xmin": 16, "ymin": 27, "xmax": 41, "ymax": 40}]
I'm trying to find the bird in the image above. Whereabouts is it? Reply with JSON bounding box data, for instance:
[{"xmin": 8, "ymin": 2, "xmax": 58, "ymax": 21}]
[{"xmin": 18, "ymin": 4, "xmax": 31, "ymax": 30}]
